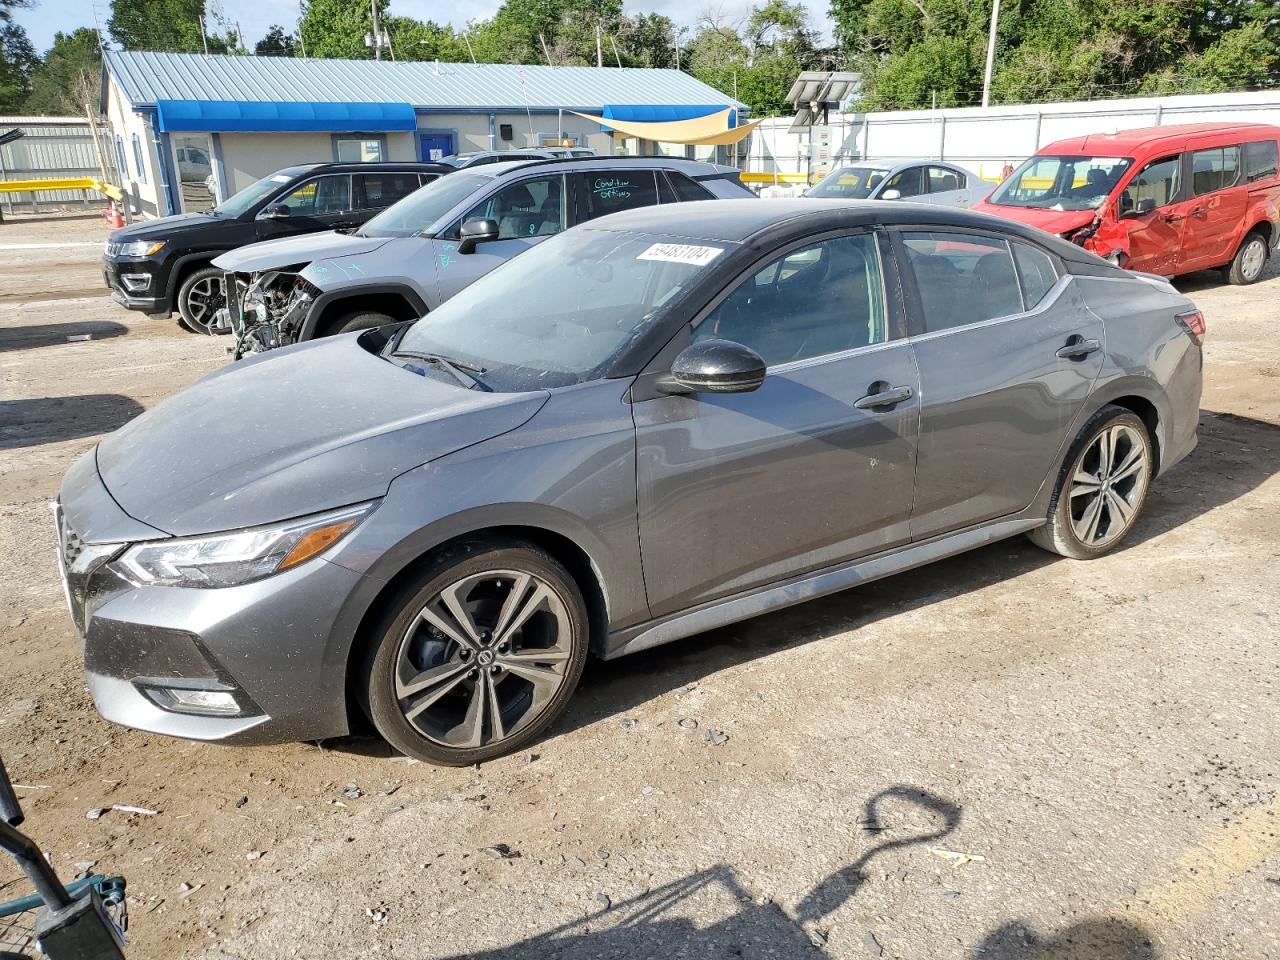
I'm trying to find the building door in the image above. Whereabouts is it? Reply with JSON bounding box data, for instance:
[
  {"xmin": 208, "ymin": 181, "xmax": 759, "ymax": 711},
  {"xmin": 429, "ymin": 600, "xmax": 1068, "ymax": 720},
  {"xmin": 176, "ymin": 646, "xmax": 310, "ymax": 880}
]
[
  {"xmin": 172, "ymin": 134, "xmax": 216, "ymax": 212},
  {"xmin": 419, "ymin": 133, "xmax": 454, "ymax": 162}
]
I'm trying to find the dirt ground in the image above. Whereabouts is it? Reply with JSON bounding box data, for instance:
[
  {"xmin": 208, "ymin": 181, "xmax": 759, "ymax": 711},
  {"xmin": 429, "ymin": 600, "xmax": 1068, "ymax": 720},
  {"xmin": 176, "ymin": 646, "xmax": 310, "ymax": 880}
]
[{"xmin": 0, "ymin": 214, "xmax": 1277, "ymax": 960}]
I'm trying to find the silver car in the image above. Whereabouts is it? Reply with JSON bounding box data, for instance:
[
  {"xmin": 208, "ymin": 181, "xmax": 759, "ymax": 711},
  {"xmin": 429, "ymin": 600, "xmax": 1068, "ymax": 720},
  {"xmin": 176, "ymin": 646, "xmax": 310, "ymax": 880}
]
[
  {"xmin": 807, "ymin": 160, "xmax": 990, "ymax": 206},
  {"xmin": 212, "ymin": 157, "xmax": 753, "ymax": 357},
  {"xmin": 56, "ymin": 199, "xmax": 1203, "ymax": 766}
]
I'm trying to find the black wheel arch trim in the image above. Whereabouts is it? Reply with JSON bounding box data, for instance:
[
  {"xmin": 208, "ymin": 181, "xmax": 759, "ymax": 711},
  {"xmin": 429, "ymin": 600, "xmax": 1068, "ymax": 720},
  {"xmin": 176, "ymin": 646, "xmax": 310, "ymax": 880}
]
[
  {"xmin": 300, "ymin": 283, "xmax": 431, "ymax": 341},
  {"xmin": 165, "ymin": 251, "xmax": 232, "ymax": 307}
]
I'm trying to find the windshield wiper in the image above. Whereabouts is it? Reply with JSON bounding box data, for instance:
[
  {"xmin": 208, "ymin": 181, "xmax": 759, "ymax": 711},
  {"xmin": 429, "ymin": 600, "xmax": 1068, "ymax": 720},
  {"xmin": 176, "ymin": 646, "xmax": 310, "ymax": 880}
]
[{"xmin": 391, "ymin": 350, "xmax": 491, "ymax": 391}]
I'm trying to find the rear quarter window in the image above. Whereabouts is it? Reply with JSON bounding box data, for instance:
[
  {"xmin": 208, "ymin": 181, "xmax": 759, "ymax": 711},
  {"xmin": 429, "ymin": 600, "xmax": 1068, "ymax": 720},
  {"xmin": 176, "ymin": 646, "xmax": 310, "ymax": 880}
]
[{"xmin": 1244, "ymin": 141, "xmax": 1279, "ymax": 183}]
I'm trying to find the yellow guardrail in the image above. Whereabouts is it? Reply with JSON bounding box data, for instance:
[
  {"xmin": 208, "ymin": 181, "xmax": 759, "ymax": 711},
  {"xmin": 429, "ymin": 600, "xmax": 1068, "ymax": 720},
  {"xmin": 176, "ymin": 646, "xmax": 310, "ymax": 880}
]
[
  {"xmin": 0, "ymin": 176, "xmax": 123, "ymax": 199},
  {"xmin": 741, "ymin": 172, "xmax": 814, "ymax": 185}
]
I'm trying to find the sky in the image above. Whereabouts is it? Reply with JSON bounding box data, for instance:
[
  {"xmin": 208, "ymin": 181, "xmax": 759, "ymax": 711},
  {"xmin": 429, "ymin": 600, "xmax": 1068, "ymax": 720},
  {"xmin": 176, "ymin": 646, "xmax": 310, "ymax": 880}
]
[{"xmin": 15, "ymin": 0, "xmax": 833, "ymax": 55}]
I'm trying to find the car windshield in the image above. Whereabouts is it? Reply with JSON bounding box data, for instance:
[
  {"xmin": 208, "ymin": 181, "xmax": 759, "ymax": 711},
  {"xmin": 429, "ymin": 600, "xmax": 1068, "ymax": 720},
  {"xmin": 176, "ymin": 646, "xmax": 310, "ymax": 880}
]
[
  {"xmin": 358, "ymin": 173, "xmax": 492, "ymax": 238},
  {"xmin": 393, "ymin": 228, "xmax": 731, "ymax": 390},
  {"xmin": 214, "ymin": 171, "xmax": 300, "ymax": 217},
  {"xmin": 988, "ymin": 155, "xmax": 1133, "ymax": 211},
  {"xmin": 807, "ymin": 166, "xmax": 894, "ymax": 199}
]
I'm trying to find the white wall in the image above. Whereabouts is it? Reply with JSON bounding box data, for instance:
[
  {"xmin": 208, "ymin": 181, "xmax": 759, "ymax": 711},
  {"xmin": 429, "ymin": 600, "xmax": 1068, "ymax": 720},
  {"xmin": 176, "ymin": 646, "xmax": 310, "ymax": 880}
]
[
  {"xmin": 417, "ymin": 112, "xmax": 614, "ymax": 155},
  {"xmin": 746, "ymin": 89, "xmax": 1280, "ymax": 184},
  {"xmin": 103, "ymin": 74, "xmax": 164, "ymax": 216}
]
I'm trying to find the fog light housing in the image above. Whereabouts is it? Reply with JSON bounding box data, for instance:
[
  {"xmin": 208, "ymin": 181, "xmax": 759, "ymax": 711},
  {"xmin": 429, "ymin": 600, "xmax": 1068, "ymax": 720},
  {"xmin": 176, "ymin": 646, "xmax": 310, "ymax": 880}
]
[{"xmin": 142, "ymin": 683, "xmax": 245, "ymax": 717}]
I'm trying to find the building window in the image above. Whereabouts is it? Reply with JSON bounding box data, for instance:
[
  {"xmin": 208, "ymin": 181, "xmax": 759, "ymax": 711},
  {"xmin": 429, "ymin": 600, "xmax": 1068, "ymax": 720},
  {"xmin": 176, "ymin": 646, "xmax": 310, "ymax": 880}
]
[
  {"xmin": 114, "ymin": 136, "xmax": 128, "ymax": 183},
  {"xmin": 130, "ymin": 133, "xmax": 147, "ymax": 183},
  {"xmin": 335, "ymin": 138, "xmax": 384, "ymax": 162}
]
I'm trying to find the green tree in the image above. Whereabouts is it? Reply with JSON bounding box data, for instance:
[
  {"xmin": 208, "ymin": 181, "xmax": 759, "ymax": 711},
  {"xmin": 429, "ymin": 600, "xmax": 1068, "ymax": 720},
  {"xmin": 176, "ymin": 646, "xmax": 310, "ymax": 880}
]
[
  {"xmin": 254, "ymin": 24, "xmax": 296, "ymax": 56},
  {"xmin": 24, "ymin": 27, "xmax": 102, "ymax": 115},
  {"xmin": 387, "ymin": 17, "xmax": 470, "ymax": 62},
  {"xmin": 109, "ymin": 0, "xmax": 231, "ymax": 52},
  {"xmin": 299, "ymin": 0, "xmax": 387, "ymax": 59},
  {"xmin": 1, "ymin": 0, "xmax": 37, "ymax": 110}
]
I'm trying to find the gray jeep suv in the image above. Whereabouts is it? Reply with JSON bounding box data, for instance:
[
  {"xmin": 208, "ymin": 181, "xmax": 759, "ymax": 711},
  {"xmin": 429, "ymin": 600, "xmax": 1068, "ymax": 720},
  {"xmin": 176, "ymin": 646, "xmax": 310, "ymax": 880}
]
[{"xmin": 212, "ymin": 156, "xmax": 753, "ymax": 357}]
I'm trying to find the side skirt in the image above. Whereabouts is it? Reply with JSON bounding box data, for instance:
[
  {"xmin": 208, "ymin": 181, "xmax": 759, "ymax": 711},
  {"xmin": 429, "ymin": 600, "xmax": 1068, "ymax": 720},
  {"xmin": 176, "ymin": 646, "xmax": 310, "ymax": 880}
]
[{"xmin": 602, "ymin": 516, "xmax": 1044, "ymax": 660}]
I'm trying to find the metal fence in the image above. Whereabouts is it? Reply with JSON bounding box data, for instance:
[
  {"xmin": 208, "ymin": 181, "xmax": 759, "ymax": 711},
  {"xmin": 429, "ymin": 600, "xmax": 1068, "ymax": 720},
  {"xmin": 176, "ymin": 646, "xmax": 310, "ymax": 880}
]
[
  {"xmin": 0, "ymin": 116, "xmax": 121, "ymax": 215},
  {"xmin": 745, "ymin": 88, "xmax": 1280, "ymax": 187}
]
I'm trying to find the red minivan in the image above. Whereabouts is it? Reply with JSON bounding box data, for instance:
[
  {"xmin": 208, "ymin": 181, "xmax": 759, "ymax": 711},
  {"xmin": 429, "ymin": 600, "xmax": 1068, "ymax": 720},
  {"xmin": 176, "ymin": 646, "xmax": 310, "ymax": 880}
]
[{"xmin": 974, "ymin": 122, "xmax": 1280, "ymax": 284}]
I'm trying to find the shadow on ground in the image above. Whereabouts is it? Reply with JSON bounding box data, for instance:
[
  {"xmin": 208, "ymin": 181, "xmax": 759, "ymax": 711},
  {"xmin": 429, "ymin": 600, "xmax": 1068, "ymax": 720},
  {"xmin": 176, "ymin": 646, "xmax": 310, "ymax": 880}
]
[
  {"xmin": 0, "ymin": 395, "xmax": 144, "ymax": 449},
  {"xmin": 0, "ymin": 321, "xmax": 129, "ymax": 352},
  {"xmin": 432, "ymin": 785, "xmax": 1157, "ymax": 959}
]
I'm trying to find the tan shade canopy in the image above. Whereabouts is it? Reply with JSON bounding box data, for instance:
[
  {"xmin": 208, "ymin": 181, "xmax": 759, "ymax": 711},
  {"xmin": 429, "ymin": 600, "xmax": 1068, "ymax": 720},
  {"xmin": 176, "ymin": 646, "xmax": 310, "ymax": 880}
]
[{"xmin": 568, "ymin": 108, "xmax": 761, "ymax": 146}]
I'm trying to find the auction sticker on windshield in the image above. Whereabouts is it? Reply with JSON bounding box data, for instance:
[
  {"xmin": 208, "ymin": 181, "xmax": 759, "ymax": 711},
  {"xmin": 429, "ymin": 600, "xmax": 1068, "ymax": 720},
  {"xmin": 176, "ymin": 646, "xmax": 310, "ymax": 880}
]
[{"xmin": 637, "ymin": 243, "xmax": 724, "ymax": 266}]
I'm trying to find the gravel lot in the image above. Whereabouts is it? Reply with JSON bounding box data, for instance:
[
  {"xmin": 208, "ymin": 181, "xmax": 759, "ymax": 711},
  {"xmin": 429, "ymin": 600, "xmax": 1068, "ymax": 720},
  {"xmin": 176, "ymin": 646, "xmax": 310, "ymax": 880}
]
[{"xmin": 1, "ymin": 214, "xmax": 1276, "ymax": 960}]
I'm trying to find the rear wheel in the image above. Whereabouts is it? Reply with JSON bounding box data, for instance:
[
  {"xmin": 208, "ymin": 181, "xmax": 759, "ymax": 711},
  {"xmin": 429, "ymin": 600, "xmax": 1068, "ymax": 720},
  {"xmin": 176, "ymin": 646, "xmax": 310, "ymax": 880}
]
[
  {"xmin": 175, "ymin": 266, "xmax": 224, "ymax": 334},
  {"xmin": 1226, "ymin": 232, "xmax": 1268, "ymax": 285},
  {"xmin": 1028, "ymin": 406, "xmax": 1153, "ymax": 560},
  {"xmin": 363, "ymin": 540, "xmax": 589, "ymax": 765}
]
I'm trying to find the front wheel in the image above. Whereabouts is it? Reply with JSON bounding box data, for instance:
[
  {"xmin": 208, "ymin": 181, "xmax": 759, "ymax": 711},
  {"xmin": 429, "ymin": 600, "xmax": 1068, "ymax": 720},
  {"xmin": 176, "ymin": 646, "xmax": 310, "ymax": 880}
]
[
  {"xmin": 363, "ymin": 540, "xmax": 589, "ymax": 765},
  {"xmin": 1028, "ymin": 406, "xmax": 1153, "ymax": 560},
  {"xmin": 334, "ymin": 311, "xmax": 396, "ymax": 336},
  {"xmin": 176, "ymin": 266, "xmax": 225, "ymax": 334},
  {"xmin": 1226, "ymin": 232, "xmax": 1268, "ymax": 285}
]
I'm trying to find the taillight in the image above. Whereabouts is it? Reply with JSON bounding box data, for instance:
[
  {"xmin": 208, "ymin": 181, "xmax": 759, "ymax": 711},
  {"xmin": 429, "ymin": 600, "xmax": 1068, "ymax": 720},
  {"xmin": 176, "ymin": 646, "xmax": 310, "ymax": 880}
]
[{"xmin": 1176, "ymin": 309, "xmax": 1205, "ymax": 346}]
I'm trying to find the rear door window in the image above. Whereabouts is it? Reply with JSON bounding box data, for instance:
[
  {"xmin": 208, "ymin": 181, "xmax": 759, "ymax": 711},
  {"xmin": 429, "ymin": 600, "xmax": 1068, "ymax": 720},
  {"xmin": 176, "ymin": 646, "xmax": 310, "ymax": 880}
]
[
  {"xmin": 1191, "ymin": 146, "xmax": 1242, "ymax": 196},
  {"xmin": 1243, "ymin": 141, "xmax": 1279, "ymax": 182},
  {"xmin": 576, "ymin": 171, "xmax": 660, "ymax": 220},
  {"xmin": 1119, "ymin": 155, "xmax": 1181, "ymax": 215},
  {"xmin": 353, "ymin": 172, "xmax": 422, "ymax": 210},
  {"xmin": 900, "ymin": 231, "xmax": 1023, "ymax": 333},
  {"xmin": 666, "ymin": 171, "xmax": 714, "ymax": 201},
  {"xmin": 927, "ymin": 166, "xmax": 966, "ymax": 193}
]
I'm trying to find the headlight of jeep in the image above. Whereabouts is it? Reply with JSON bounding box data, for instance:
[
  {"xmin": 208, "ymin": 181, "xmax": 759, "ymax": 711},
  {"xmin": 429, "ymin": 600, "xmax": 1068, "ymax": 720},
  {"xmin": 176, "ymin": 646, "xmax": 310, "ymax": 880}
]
[
  {"xmin": 115, "ymin": 240, "xmax": 166, "ymax": 257},
  {"xmin": 114, "ymin": 502, "xmax": 375, "ymax": 588}
]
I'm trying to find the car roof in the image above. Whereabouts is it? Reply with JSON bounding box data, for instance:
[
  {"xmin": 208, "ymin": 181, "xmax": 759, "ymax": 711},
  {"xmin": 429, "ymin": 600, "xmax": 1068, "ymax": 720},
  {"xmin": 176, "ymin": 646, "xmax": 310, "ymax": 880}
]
[
  {"xmin": 582, "ymin": 198, "xmax": 1105, "ymax": 262},
  {"xmin": 1040, "ymin": 122, "xmax": 1280, "ymax": 155},
  {"xmin": 471, "ymin": 155, "xmax": 737, "ymax": 179},
  {"xmin": 284, "ymin": 161, "xmax": 454, "ymax": 176}
]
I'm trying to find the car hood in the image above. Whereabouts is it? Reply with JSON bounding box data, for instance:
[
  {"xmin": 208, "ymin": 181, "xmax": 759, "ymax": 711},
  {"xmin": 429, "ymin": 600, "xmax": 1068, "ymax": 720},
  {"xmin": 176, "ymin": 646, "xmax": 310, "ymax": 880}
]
[
  {"xmin": 109, "ymin": 212, "xmax": 214, "ymax": 242},
  {"xmin": 971, "ymin": 203, "xmax": 1098, "ymax": 236},
  {"xmin": 96, "ymin": 335, "xmax": 548, "ymax": 536},
  {"xmin": 212, "ymin": 232, "xmax": 393, "ymax": 273}
]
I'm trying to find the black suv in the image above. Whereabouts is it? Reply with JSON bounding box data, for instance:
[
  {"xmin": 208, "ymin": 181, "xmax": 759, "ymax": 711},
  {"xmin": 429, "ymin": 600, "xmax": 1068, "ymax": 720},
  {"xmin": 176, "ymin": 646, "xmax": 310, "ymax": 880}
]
[{"xmin": 103, "ymin": 162, "xmax": 451, "ymax": 332}]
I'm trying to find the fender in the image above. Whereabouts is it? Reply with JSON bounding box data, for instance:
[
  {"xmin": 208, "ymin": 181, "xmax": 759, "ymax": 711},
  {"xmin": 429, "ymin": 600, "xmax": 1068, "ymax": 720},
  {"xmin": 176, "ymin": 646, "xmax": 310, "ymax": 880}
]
[
  {"xmin": 1076, "ymin": 374, "xmax": 1172, "ymax": 471},
  {"xmin": 300, "ymin": 283, "xmax": 430, "ymax": 341},
  {"xmin": 163, "ymin": 250, "xmax": 231, "ymax": 306}
]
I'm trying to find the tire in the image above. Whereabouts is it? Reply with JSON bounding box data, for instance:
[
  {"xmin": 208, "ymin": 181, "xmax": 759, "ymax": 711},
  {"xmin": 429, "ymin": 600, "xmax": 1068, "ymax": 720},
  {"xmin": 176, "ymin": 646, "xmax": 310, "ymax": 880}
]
[
  {"xmin": 175, "ymin": 265, "xmax": 224, "ymax": 334},
  {"xmin": 363, "ymin": 539, "xmax": 589, "ymax": 765},
  {"xmin": 1226, "ymin": 231, "xmax": 1268, "ymax": 285},
  {"xmin": 1028, "ymin": 405, "xmax": 1154, "ymax": 560},
  {"xmin": 333, "ymin": 311, "xmax": 396, "ymax": 336}
]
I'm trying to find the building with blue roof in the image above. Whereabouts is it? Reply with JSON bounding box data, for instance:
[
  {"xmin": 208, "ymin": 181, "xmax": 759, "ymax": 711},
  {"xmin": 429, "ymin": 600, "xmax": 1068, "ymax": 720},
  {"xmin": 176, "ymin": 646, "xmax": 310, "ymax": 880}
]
[{"xmin": 100, "ymin": 50, "xmax": 744, "ymax": 217}]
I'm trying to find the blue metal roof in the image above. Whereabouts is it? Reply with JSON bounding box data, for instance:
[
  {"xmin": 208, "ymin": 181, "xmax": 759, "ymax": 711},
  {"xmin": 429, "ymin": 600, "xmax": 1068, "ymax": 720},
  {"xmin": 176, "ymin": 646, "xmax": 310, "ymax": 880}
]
[
  {"xmin": 155, "ymin": 99, "xmax": 417, "ymax": 133},
  {"xmin": 105, "ymin": 52, "xmax": 744, "ymax": 115},
  {"xmin": 602, "ymin": 104, "xmax": 738, "ymax": 125}
]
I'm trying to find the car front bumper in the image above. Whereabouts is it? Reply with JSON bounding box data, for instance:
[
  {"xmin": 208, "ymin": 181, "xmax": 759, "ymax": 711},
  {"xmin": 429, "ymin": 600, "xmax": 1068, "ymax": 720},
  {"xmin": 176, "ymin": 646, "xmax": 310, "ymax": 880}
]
[
  {"xmin": 102, "ymin": 258, "xmax": 167, "ymax": 313},
  {"xmin": 57, "ymin": 451, "xmax": 371, "ymax": 745}
]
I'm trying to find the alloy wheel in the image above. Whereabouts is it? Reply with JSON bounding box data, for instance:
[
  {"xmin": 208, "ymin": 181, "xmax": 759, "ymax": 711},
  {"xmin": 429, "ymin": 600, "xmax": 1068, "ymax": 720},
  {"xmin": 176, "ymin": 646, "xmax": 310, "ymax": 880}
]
[
  {"xmin": 1067, "ymin": 423, "xmax": 1149, "ymax": 548},
  {"xmin": 394, "ymin": 569, "xmax": 573, "ymax": 749},
  {"xmin": 184, "ymin": 276, "xmax": 224, "ymax": 329}
]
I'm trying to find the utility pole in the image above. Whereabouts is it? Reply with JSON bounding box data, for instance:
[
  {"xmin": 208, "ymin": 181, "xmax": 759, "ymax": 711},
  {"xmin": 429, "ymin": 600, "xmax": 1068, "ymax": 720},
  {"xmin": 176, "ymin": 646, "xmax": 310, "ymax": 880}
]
[
  {"xmin": 610, "ymin": 34, "xmax": 622, "ymax": 68},
  {"xmin": 595, "ymin": 24, "xmax": 603, "ymax": 68},
  {"xmin": 370, "ymin": 0, "xmax": 383, "ymax": 60},
  {"xmin": 981, "ymin": 0, "xmax": 1000, "ymax": 108},
  {"xmin": 198, "ymin": 14, "xmax": 210, "ymax": 55}
]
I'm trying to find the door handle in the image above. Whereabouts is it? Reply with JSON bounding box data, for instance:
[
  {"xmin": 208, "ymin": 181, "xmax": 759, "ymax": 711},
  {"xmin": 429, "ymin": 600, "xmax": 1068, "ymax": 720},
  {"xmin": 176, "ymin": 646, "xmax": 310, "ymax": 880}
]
[
  {"xmin": 1056, "ymin": 337, "xmax": 1101, "ymax": 360},
  {"xmin": 854, "ymin": 385, "xmax": 914, "ymax": 409},
  {"xmin": 1162, "ymin": 212, "xmax": 1184, "ymax": 224},
  {"xmin": 1191, "ymin": 207, "xmax": 1206, "ymax": 219}
]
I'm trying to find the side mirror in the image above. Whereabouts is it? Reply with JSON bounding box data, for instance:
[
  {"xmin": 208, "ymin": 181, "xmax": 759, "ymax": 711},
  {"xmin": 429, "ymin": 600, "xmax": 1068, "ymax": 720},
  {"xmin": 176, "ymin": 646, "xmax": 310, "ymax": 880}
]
[
  {"xmin": 458, "ymin": 218, "xmax": 500, "ymax": 254},
  {"xmin": 0, "ymin": 756, "xmax": 24, "ymax": 827},
  {"xmin": 880, "ymin": 188, "xmax": 901, "ymax": 200},
  {"xmin": 666, "ymin": 339, "xmax": 766, "ymax": 394},
  {"xmin": 260, "ymin": 204, "xmax": 291, "ymax": 220}
]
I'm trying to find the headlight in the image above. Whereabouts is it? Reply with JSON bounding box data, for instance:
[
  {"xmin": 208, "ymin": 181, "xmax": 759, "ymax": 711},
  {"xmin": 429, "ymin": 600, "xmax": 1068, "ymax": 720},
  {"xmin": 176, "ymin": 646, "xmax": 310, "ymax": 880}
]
[
  {"xmin": 115, "ymin": 240, "xmax": 166, "ymax": 258},
  {"xmin": 114, "ymin": 502, "xmax": 375, "ymax": 588}
]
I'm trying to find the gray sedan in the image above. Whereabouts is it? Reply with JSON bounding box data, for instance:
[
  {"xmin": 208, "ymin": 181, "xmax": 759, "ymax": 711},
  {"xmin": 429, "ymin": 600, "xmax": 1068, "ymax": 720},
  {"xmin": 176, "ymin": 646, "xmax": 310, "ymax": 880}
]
[
  {"xmin": 56, "ymin": 199, "xmax": 1203, "ymax": 765},
  {"xmin": 807, "ymin": 159, "xmax": 991, "ymax": 206}
]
